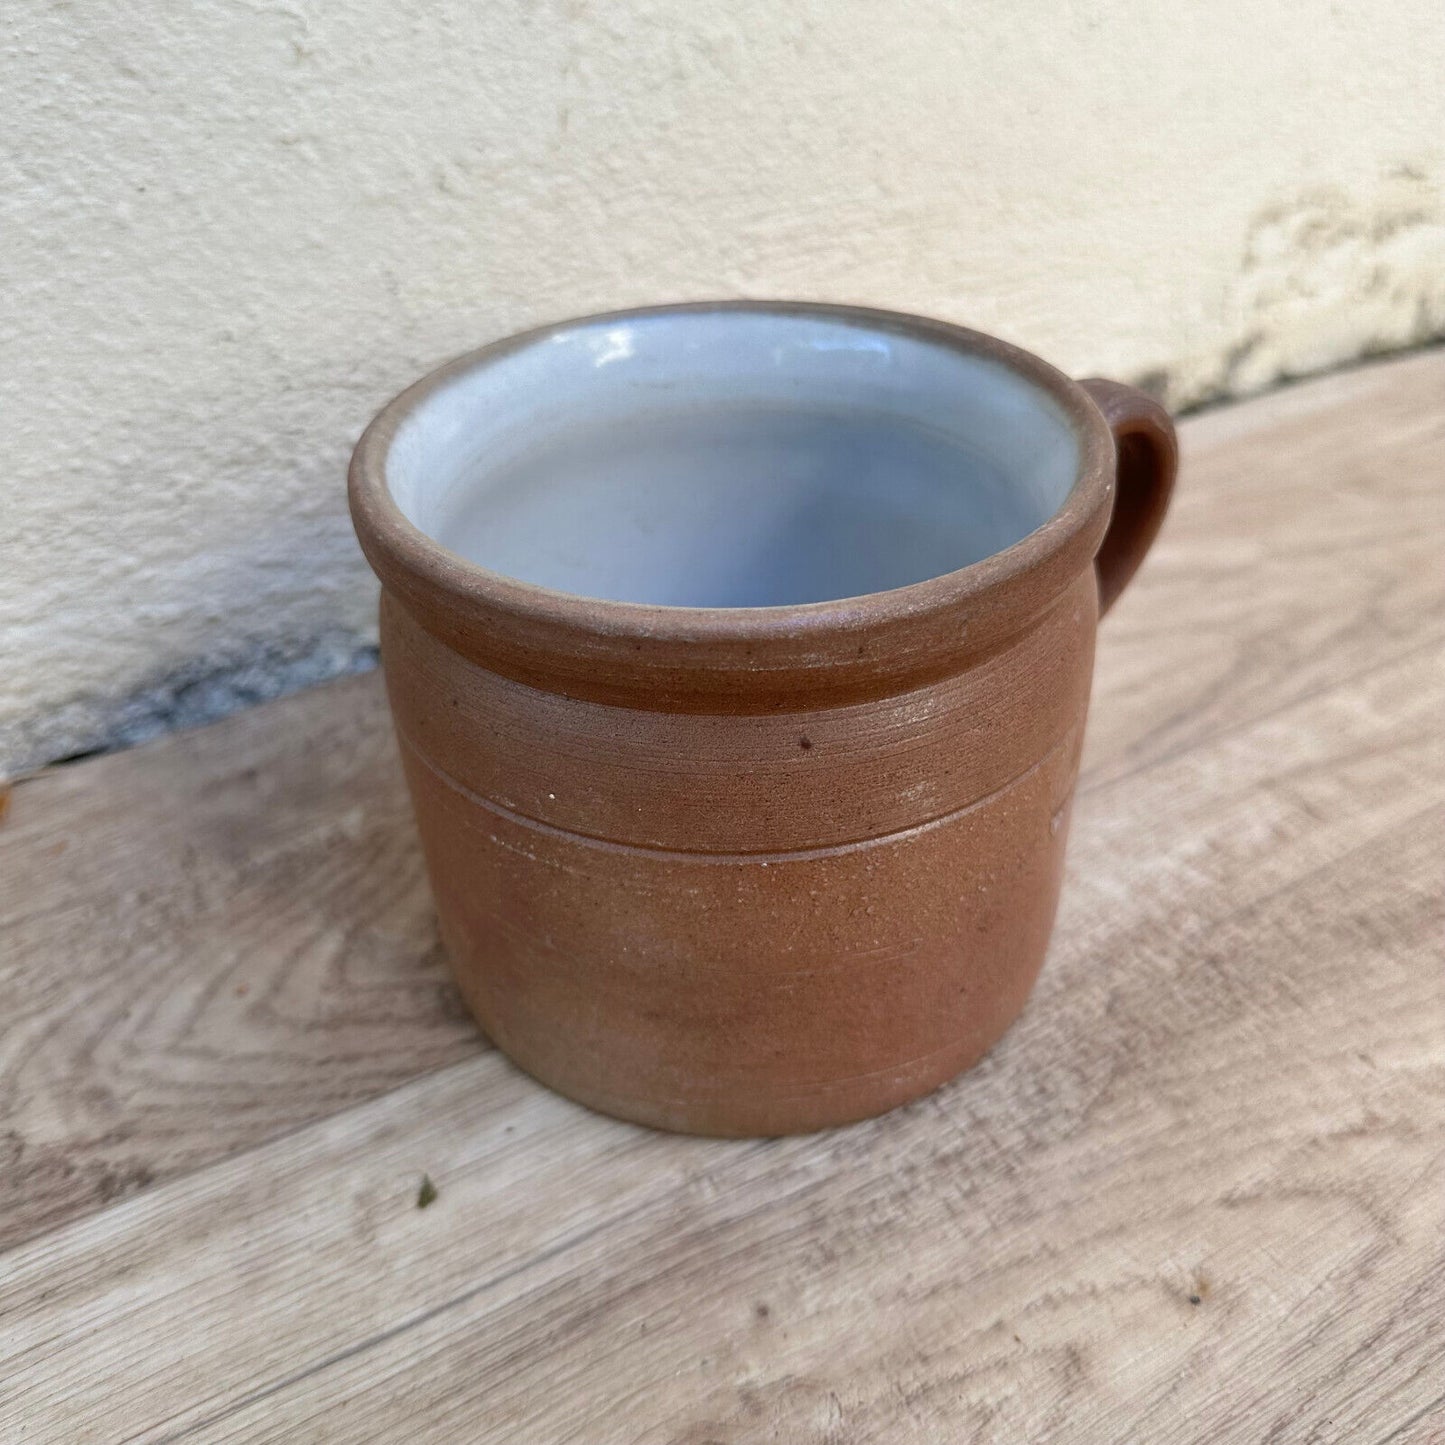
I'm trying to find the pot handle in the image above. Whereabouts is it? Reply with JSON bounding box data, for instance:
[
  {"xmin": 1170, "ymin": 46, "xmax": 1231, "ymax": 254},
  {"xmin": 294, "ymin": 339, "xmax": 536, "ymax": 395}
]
[{"xmin": 1078, "ymin": 379, "xmax": 1178, "ymax": 616}]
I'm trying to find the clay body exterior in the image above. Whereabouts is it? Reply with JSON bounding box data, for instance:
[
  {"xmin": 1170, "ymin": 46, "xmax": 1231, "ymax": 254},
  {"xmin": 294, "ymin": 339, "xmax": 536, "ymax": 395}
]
[{"xmin": 350, "ymin": 303, "xmax": 1176, "ymax": 1134}]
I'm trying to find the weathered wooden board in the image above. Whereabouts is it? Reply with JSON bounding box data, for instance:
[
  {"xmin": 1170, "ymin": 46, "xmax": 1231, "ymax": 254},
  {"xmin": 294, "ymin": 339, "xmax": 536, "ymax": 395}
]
[{"xmin": 1, "ymin": 351, "xmax": 1442, "ymax": 1441}]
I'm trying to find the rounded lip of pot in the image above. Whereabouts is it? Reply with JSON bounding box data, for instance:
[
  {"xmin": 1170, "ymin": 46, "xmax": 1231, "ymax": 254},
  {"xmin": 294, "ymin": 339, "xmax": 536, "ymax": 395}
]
[{"xmin": 348, "ymin": 300, "xmax": 1117, "ymax": 708}]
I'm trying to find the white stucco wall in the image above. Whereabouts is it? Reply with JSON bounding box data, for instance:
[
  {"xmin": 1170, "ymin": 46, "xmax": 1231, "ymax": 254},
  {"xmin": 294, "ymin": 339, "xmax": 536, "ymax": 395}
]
[{"xmin": 3, "ymin": 1, "xmax": 1443, "ymax": 770}]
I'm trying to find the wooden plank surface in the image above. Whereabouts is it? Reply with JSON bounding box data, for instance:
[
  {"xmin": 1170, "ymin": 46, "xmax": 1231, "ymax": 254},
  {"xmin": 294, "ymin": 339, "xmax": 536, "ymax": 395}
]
[
  {"xmin": 0, "ymin": 672, "xmax": 484, "ymax": 1252},
  {"xmin": 1, "ymin": 351, "xmax": 1443, "ymax": 1441}
]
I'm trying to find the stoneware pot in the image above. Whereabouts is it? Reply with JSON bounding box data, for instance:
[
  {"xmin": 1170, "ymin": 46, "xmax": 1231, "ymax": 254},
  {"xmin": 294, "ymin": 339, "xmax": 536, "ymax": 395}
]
[{"xmin": 349, "ymin": 302, "xmax": 1176, "ymax": 1135}]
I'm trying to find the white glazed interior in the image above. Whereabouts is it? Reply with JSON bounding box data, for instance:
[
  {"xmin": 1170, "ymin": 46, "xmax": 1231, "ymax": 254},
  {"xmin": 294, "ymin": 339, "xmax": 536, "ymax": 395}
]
[{"xmin": 385, "ymin": 311, "xmax": 1081, "ymax": 608}]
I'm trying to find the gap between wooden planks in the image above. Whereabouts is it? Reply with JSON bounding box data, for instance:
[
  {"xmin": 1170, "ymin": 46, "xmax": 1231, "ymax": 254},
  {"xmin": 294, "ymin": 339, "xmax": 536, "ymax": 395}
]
[{"xmin": 1, "ymin": 350, "xmax": 1443, "ymax": 1442}]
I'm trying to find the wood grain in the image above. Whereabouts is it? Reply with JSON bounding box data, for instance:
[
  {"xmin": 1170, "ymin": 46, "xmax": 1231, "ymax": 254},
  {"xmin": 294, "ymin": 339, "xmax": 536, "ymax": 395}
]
[
  {"xmin": 0, "ymin": 672, "xmax": 483, "ymax": 1251},
  {"xmin": 1, "ymin": 350, "xmax": 1443, "ymax": 1442}
]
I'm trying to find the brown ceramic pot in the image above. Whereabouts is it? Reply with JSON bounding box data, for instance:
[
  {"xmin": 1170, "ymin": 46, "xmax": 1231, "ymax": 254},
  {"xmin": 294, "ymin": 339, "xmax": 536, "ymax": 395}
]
[{"xmin": 349, "ymin": 303, "xmax": 1176, "ymax": 1135}]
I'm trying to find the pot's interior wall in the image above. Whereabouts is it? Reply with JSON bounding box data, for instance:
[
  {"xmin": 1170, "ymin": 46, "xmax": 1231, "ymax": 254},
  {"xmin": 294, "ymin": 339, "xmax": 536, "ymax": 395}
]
[
  {"xmin": 387, "ymin": 313, "xmax": 1082, "ymax": 607},
  {"xmin": 4, "ymin": 1, "xmax": 1444, "ymax": 768}
]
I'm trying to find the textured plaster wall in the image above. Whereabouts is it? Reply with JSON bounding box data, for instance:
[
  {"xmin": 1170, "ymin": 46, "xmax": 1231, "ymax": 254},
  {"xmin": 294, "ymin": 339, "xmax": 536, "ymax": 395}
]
[{"xmin": 3, "ymin": 0, "xmax": 1443, "ymax": 771}]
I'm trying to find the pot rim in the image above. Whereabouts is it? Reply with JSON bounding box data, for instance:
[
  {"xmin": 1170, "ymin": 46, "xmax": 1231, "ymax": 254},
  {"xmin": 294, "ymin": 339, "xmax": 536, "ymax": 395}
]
[{"xmin": 349, "ymin": 301, "xmax": 1117, "ymax": 706}]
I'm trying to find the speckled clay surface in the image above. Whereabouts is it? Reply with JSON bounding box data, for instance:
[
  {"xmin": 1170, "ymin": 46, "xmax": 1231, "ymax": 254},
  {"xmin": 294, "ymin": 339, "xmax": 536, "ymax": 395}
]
[{"xmin": 349, "ymin": 302, "xmax": 1176, "ymax": 1135}]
